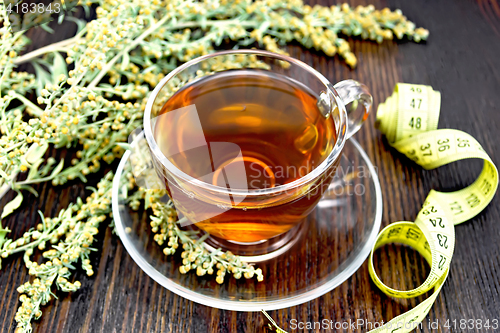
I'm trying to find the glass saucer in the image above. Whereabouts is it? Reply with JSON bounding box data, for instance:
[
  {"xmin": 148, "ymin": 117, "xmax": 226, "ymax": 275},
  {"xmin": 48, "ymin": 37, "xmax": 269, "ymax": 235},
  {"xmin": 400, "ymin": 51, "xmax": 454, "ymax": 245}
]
[{"xmin": 111, "ymin": 136, "xmax": 382, "ymax": 311}]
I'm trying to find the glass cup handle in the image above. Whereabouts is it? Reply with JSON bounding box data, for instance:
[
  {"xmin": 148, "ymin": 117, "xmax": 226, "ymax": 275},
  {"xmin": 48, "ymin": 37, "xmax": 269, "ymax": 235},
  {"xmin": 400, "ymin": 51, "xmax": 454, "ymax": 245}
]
[{"xmin": 333, "ymin": 79, "xmax": 373, "ymax": 138}]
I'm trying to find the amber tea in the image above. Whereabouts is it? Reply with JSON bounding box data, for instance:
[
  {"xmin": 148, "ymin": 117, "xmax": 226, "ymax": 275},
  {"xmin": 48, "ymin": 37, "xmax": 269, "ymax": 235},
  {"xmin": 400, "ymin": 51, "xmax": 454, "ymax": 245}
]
[{"xmin": 153, "ymin": 70, "xmax": 338, "ymax": 242}]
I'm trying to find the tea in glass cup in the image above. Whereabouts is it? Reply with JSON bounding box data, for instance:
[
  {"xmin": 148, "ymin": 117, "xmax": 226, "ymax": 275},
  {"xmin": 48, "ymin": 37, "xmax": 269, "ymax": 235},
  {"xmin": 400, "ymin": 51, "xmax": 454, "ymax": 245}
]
[{"xmin": 144, "ymin": 50, "xmax": 372, "ymax": 244}]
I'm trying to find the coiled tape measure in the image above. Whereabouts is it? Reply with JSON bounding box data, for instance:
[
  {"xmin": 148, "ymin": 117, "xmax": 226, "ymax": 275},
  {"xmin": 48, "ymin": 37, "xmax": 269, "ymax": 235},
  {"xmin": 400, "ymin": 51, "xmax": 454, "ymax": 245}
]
[{"xmin": 263, "ymin": 83, "xmax": 499, "ymax": 333}]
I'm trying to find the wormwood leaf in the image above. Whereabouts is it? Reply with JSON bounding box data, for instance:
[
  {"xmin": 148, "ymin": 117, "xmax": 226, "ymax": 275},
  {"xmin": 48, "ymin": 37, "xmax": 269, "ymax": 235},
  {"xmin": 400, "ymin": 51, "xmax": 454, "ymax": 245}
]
[
  {"xmin": 259, "ymin": 21, "xmax": 271, "ymax": 34},
  {"xmin": 32, "ymin": 62, "xmax": 52, "ymax": 97},
  {"xmin": 121, "ymin": 52, "xmax": 130, "ymax": 71},
  {"xmin": 50, "ymin": 160, "xmax": 65, "ymax": 178},
  {"xmin": 0, "ymin": 168, "xmax": 9, "ymax": 180},
  {"xmin": 26, "ymin": 142, "xmax": 49, "ymax": 165},
  {"xmin": 27, "ymin": 159, "xmax": 43, "ymax": 180},
  {"xmin": 40, "ymin": 22, "xmax": 55, "ymax": 33},
  {"xmin": 51, "ymin": 52, "xmax": 68, "ymax": 83},
  {"xmin": 17, "ymin": 185, "xmax": 38, "ymax": 197},
  {"xmin": 1, "ymin": 192, "xmax": 24, "ymax": 220},
  {"xmin": 0, "ymin": 226, "xmax": 10, "ymax": 250},
  {"xmin": 66, "ymin": 16, "xmax": 87, "ymax": 33},
  {"xmin": 115, "ymin": 142, "xmax": 131, "ymax": 151},
  {"xmin": 39, "ymin": 157, "xmax": 57, "ymax": 177}
]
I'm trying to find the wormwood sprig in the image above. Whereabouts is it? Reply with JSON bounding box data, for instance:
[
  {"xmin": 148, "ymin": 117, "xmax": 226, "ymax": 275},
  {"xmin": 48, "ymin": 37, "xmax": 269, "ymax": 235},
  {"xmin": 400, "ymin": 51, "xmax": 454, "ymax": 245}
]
[
  {"xmin": 0, "ymin": 172, "xmax": 115, "ymax": 333},
  {"xmin": 0, "ymin": 0, "xmax": 428, "ymax": 215},
  {"xmin": 0, "ymin": 0, "xmax": 152, "ymax": 207},
  {"xmin": 0, "ymin": 5, "xmax": 36, "ymax": 97},
  {"xmin": 127, "ymin": 183, "xmax": 264, "ymax": 284}
]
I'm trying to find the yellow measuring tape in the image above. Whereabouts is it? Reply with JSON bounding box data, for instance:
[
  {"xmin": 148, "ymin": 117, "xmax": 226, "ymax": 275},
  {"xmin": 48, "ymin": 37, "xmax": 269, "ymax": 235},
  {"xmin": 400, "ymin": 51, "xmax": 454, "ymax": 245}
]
[
  {"xmin": 367, "ymin": 83, "xmax": 498, "ymax": 332},
  {"xmin": 264, "ymin": 83, "xmax": 499, "ymax": 332}
]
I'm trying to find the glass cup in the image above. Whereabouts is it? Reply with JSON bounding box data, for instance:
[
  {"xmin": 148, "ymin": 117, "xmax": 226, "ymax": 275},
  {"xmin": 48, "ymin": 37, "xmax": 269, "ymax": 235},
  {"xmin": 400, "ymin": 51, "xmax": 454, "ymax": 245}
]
[{"xmin": 143, "ymin": 50, "xmax": 372, "ymax": 245}]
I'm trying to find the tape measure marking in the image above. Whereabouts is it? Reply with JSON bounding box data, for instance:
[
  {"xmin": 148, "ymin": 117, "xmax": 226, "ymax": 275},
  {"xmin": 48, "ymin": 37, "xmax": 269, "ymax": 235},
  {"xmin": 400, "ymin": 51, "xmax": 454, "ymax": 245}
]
[
  {"xmin": 366, "ymin": 83, "xmax": 498, "ymax": 333},
  {"xmin": 262, "ymin": 83, "xmax": 498, "ymax": 333}
]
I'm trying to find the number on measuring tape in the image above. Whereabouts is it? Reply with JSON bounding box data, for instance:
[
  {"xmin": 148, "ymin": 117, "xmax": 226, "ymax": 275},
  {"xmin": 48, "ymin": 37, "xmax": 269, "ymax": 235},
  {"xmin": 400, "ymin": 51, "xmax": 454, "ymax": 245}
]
[
  {"xmin": 387, "ymin": 227, "xmax": 402, "ymax": 238},
  {"xmin": 406, "ymin": 228, "xmax": 421, "ymax": 240},
  {"xmin": 480, "ymin": 179, "xmax": 492, "ymax": 195},
  {"xmin": 438, "ymin": 255, "xmax": 447, "ymax": 270},
  {"xmin": 422, "ymin": 205, "xmax": 438, "ymax": 215},
  {"xmin": 437, "ymin": 138, "xmax": 450, "ymax": 151},
  {"xmin": 429, "ymin": 217, "xmax": 445, "ymax": 228},
  {"xmin": 407, "ymin": 149, "xmax": 420, "ymax": 162},
  {"xmin": 466, "ymin": 193, "xmax": 480, "ymax": 208},
  {"xmin": 409, "ymin": 117, "xmax": 422, "ymax": 129},
  {"xmin": 420, "ymin": 143, "xmax": 433, "ymax": 156},
  {"xmin": 457, "ymin": 138, "xmax": 470, "ymax": 148},
  {"xmin": 437, "ymin": 234, "xmax": 449, "ymax": 249},
  {"xmin": 424, "ymin": 241, "xmax": 431, "ymax": 253},
  {"xmin": 402, "ymin": 112, "xmax": 429, "ymax": 136},
  {"xmin": 449, "ymin": 201, "xmax": 463, "ymax": 215},
  {"xmin": 410, "ymin": 98, "xmax": 423, "ymax": 109}
]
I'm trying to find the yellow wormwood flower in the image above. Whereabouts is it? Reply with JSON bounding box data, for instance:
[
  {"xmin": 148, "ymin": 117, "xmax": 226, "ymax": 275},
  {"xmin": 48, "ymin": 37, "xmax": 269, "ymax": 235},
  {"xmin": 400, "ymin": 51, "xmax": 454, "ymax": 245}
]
[{"xmin": 345, "ymin": 52, "xmax": 357, "ymax": 68}]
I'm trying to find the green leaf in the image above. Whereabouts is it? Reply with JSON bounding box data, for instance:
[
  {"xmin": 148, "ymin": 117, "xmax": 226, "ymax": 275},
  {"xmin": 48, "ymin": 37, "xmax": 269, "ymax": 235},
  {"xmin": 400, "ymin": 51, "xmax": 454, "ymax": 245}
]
[
  {"xmin": 199, "ymin": 15, "xmax": 207, "ymax": 29},
  {"xmin": 51, "ymin": 52, "xmax": 68, "ymax": 84},
  {"xmin": 27, "ymin": 159, "xmax": 43, "ymax": 180},
  {"xmin": 57, "ymin": 12, "xmax": 65, "ymax": 24},
  {"xmin": 49, "ymin": 159, "xmax": 65, "ymax": 177},
  {"xmin": 18, "ymin": 185, "xmax": 38, "ymax": 197},
  {"xmin": 0, "ymin": 168, "xmax": 9, "ymax": 180},
  {"xmin": 34, "ymin": 57, "xmax": 53, "ymax": 68},
  {"xmin": 0, "ymin": 226, "xmax": 11, "ymax": 249},
  {"xmin": 26, "ymin": 142, "xmax": 49, "ymax": 164},
  {"xmin": 66, "ymin": 16, "xmax": 87, "ymax": 33},
  {"xmin": 39, "ymin": 22, "xmax": 55, "ymax": 34},
  {"xmin": 82, "ymin": 3, "xmax": 91, "ymax": 17},
  {"xmin": 142, "ymin": 65, "xmax": 158, "ymax": 74},
  {"xmin": 121, "ymin": 52, "xmax": 130, "ymax": 71},
  {"xmin": 39, "ymin": 157, "xmax": 56, "ymax": 177},
  {"xmin": 77, "ymin": 173, "xmax": 87, "ymax": 182},
  {"xmin": 1, "ymin": 192, "xmax": 23, "ymax": 220},
  {"xmin": 32, "ymin": 62, "xmax": 52, "ymax": 97},
  {"xmin": 259, "ymin": 21, "xmax": 271, "ymax": 34},
  {"xmin": 115, "ymin": 142, "xmax": 132, "ymax": 150}
]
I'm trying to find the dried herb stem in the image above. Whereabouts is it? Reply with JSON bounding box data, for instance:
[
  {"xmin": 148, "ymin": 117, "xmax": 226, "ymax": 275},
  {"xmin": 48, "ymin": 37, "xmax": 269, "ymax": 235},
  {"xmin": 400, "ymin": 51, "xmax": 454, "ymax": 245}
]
[
  {"xmin": 14, "ymin": 34, "xmax": 85, "ymax": 65},
  {"xmin": 88, "ymin": 14, "xmax": 172, "ymax": 89}
]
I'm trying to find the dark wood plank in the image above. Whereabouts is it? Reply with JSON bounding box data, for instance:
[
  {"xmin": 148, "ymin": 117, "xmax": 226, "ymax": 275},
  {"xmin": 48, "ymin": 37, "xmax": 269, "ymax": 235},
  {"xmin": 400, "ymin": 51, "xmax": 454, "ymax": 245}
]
[{"xmin": 1, "ymin": 0, "xmax": 500, "ymax": 332}]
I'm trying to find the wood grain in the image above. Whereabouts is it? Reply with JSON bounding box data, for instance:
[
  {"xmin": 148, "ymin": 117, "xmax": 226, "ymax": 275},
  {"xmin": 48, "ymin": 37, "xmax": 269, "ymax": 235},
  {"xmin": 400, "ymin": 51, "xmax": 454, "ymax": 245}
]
[{"xmin": 1, "ymin": 0, "xmax": 500, "ymax": 332}]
